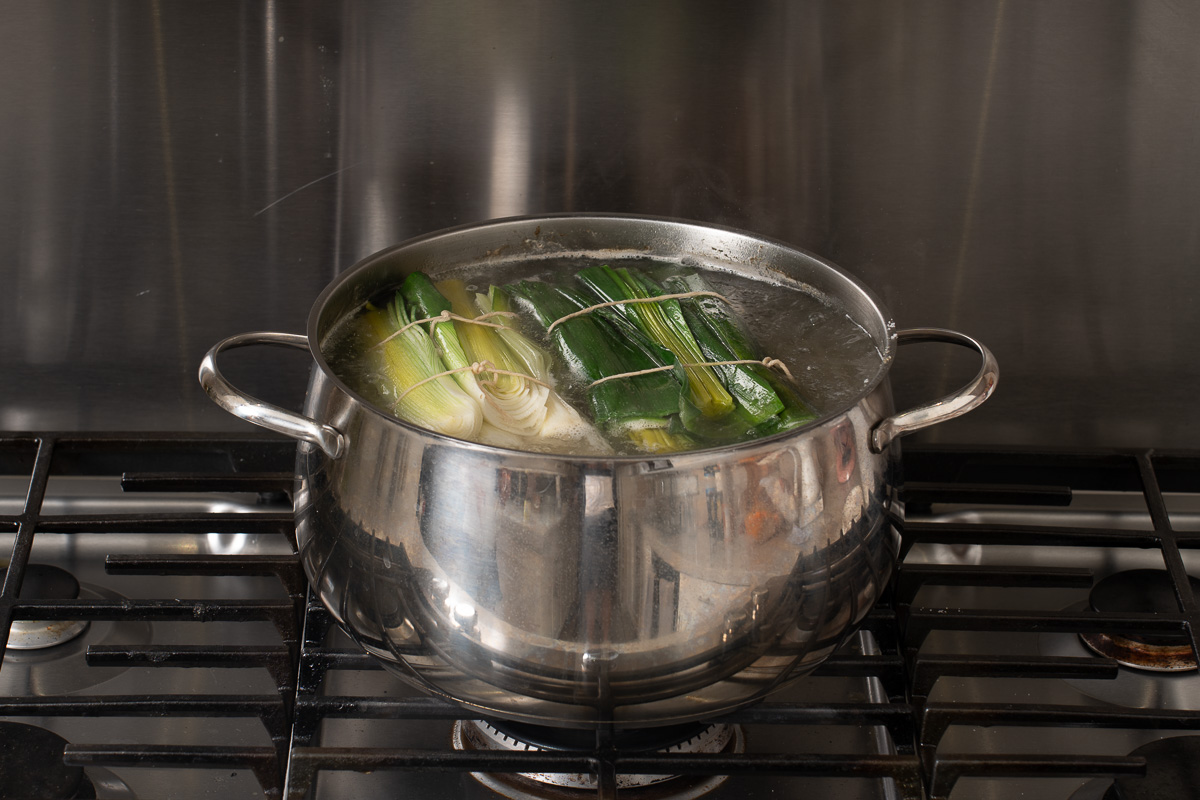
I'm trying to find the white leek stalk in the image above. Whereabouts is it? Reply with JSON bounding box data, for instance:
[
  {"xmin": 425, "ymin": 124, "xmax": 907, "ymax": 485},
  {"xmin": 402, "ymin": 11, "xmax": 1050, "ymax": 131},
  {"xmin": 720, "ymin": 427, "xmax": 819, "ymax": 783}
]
[
  {"xmin": 438, "ymin": 280, "xmax": 550, "ymax": 437},
  {"xmin": 361, "ymin": 296, "xmax": 482, "ymax": 439},
  {"xmin": 477, "ymin": 285, "xmax": 611, "ymax": 453}
]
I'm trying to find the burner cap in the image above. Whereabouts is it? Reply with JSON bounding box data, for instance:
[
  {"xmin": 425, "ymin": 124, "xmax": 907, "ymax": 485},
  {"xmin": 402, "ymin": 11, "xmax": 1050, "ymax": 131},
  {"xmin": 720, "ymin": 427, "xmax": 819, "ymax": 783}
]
[
  {"xmin": 6, "ymin": 564, "xmax": 89, "ymax": 650},
  {"xmin": 453, "ymin": 719, "xmax": 741, "ymax": 798},
  {"xmin": 0, "ymin": 721, "xmax": 89, "ymax": 799},
  {"xmin": 1110, "ymin": 736, "xmax": 1200, "ymax": 800},
  {"xmin": 1080, "ymin": 570, "xmax": 1200, "ymax": 672}
]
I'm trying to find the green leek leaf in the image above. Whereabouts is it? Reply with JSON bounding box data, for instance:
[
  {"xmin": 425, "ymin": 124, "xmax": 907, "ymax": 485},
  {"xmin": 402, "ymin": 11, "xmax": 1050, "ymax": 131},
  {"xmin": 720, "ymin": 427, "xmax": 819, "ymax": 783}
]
[{"xmin": 576, "ymin": 265, "xmax": 735, "ymax": 418}]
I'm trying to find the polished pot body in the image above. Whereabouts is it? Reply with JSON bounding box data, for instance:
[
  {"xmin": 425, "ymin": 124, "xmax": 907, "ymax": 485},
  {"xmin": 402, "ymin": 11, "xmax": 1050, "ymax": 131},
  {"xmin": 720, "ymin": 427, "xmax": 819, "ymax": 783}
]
[
  {"xmin": 201, "ymin": 216, "xmax": 995, "ymax": 728},
  {"xmin": 297, "ymin": 374, "xmax": 899, "ymax": 727}
]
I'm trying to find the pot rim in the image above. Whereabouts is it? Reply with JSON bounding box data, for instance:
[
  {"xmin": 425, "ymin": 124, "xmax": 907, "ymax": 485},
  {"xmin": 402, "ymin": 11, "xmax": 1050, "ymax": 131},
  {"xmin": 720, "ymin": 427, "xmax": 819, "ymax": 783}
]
[{"xmin": 305, "ymin": 212, "xmax": 898, "ymax": 463}]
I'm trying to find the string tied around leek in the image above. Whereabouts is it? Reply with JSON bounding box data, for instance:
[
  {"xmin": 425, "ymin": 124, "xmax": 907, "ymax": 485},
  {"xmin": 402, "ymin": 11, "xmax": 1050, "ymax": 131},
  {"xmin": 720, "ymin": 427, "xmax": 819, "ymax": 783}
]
[
  {"xmin": 355, "ymin": 266, "xmax": 818, "ymax": 454},
  {"xmin": 359, "ymin": 275, "xmax": 610, "ymax": 453},
  {"xmin": 360, "ymin": 293, "xmax": 482, "ymax": 440}
]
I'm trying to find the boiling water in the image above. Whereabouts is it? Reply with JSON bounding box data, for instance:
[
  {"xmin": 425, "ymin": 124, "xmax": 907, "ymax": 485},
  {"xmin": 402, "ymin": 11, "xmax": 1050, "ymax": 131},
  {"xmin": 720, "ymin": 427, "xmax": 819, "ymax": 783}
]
[{"xmin": 321, "ymin": 257, "xmax": 885, "ymax": 455}]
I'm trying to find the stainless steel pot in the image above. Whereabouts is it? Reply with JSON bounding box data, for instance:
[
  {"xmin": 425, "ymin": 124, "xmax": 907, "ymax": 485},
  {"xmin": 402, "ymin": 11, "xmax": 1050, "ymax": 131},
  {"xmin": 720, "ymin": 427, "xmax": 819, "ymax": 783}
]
[{"xmin": 199, "ymin": 215, "xmax": 997, "ymax": 728}]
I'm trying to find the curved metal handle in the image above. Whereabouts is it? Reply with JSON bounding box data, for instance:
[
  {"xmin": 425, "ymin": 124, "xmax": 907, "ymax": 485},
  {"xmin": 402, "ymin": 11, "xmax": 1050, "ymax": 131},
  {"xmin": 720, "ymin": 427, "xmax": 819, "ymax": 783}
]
[
  {"xmin": 870, "ymin": 328, "xmax": 998, "ymax": 453},
  {"xmin": 198, "ymin": 332, "xmax": 346, "ymax": 459}
]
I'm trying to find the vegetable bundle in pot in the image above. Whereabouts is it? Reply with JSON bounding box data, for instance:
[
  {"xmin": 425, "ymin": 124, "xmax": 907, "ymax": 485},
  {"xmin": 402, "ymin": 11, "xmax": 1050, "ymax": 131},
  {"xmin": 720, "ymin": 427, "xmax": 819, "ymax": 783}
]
[
  {"xmin": 199, "ymin": 215, "xmax": 996, "ymax": 728},
  {"xmin": 356, "ymin": 272, "xmax": 608, "ymax": 452},
  {"xmin": 342, "ymin": 263, "xmax": 820, "ymax": 457}
]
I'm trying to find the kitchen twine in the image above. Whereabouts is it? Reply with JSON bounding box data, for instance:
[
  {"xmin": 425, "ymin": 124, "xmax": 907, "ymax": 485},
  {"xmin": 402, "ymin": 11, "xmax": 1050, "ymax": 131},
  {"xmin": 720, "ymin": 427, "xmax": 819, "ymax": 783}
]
[
  {"xmin": 371, "ymin": 308, "xmax": 518, "ymax": 350},
  {"xmin": 394, "ymin": 360, "xmax": 553, "ymax": 405},
  {"xmin": 545, "ymin": 290, "xmax": 726, "ymax": 333},
  {"xmin": 388, "ymin": 292, "xmax": 796, "ymax": 404},
  {"xmin": 547, "ymin": 290, "xmax": 797, "ymax": 384}
]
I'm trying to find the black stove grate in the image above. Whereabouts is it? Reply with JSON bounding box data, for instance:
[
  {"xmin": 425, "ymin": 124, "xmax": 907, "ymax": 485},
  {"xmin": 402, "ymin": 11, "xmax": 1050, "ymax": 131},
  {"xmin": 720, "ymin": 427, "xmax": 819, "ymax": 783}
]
[
  {"xmin": 900, "ymin": 447, "xmax": 1200, "ymax": 798},
  {"xmin": 0, "ymin": 433, "xmax": 304, "ymax": 798},
  {"xmin": 283, "ymin": 596, "xmax": 924, "ymax": 799},
  {"xmin": 0, "ymin": 433, "xmax": 1197, "ymax": 799}
]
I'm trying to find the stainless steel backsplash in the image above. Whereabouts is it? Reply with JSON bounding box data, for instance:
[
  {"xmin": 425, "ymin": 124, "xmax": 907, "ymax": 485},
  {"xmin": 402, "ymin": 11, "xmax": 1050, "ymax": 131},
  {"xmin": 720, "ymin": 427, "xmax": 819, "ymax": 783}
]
[{"xmin": 1, "ymin": 1, "xmax": 1196, "ymax": 448}]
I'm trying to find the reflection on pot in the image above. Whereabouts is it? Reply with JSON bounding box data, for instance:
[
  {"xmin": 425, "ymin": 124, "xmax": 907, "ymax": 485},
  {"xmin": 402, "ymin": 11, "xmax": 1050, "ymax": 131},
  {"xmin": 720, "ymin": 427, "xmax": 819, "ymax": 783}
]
[{"xmin": 296, "ymin": 401, "xmax": 900, "ymax": 728}]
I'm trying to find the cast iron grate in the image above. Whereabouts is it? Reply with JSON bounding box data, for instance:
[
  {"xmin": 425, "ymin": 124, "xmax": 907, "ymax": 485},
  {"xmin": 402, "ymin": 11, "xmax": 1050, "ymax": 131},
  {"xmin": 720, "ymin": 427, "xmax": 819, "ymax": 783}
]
[
  {"xmin": 283, "ymin": 597, "xmax": 923, "ymax": 799},
  {"xmin": 0, "ymin": 433, "xmax": 303, "ymax": 798},
  {"xmin": 0, "ymin": 433, "xmax": 1197, "ymax": 798},
  {"xmin": 900, "ymin": 447, "xmax": 1200, "ymax": 799}
]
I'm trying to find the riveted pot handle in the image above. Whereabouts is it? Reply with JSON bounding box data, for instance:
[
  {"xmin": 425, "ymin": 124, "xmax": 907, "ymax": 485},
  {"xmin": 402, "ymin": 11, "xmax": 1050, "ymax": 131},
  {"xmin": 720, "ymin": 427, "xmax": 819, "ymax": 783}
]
[
  {"xmin": 870, "ymin": 328, "xmax": 998, "ymax": 453},
  {"xmin": 199, "ymin": 332, "xmax": 346, "ymax": 459}
]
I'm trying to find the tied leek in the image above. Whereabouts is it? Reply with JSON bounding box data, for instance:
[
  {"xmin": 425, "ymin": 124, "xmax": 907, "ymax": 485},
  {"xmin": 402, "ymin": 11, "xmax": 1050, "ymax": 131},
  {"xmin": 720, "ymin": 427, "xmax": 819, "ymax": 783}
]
[
  {"xmin": 576, "ymin": 265, "xmax": 735, "ymax": 419},
  {"xmin": 400, "ymin": 272, "xmax": 478, "ymax": 398},
  {"xmin": 353, "ymin": 265, "xmax": 819, "ymax": 455},
  {"xmin": 360, "ymin": 293, "xmax": 482, "ymax": 439},
  {"xmin": 398, "ymin": 273, "xmax": 609, "ymax": 452},
  {"xmin": 507, "ymin": 279, "xmax": 691, "ymax": 452},
  {"xmin": 437, "ymin": 278, "xmax": 551, "ymax": 437},
  {"xmin": 659, "ymin": 272, "xmax": 817, "ymax": 431},
  {"xmin": 478, "ymin": 286, "xmax": 611, "ymax": 452},
  {"xmin": 663, "ymin": 273, "xmax": 817, "ymax": 431}
]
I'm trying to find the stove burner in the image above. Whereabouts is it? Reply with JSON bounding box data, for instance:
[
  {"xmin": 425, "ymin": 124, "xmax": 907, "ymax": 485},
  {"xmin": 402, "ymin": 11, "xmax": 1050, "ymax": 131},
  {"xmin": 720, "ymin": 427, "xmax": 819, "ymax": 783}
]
[
  {"xmin": 452, "ymin": 719, "xmax": 743, "ymax": 799},
  {"xmin": 0, "ymin": 582, "xmax": 153, "ymax": 696},
  {"xmin": 1079, "ymin": 570, "xmax": 1200, "ymax": 672},
  {"xmin": 1039, "ymin": 601, "xmax": 1200, "ymax": 712},
  {"xmin": 1104, "ymin": 736, "xmax": 1200, "ymax": 800},
  {"xmin": 0, "ymin": 721, "xmax": 95, "ymax": 799},
  {"xmin": 7, "ymin": 564, "xmax": 89, "ymax": 650}
]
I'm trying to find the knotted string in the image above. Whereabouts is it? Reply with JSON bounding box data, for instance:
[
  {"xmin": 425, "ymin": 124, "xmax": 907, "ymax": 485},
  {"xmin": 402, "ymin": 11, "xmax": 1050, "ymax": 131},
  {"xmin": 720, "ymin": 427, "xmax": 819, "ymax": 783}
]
[
  {"xmin": 546, "ymin": 290, "xmax": 729, "ymax": 333},
  {"xmin": 372, "ymin": 309, "xmax": 519, "ymax": 350},
  {"xmin": 394, "ymin": 360, "xmax": 552, "ymax": 405},
  {"xmin": 381, "ymin": 293, "xmax": 796, "ymax": 405},
  {"xmin": 587, "ymin": 357, "xmax": 795, "ymax": 388}
]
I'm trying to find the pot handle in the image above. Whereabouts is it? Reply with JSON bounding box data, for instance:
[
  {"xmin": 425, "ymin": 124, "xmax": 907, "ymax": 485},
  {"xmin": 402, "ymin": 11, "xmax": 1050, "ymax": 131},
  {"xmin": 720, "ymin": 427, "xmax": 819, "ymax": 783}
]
[
  {"xmin": 870, "ymin": 327, "xmax": 998, "ymax": 453},
  {"xmin": 198, "ymin": 332, "xmax": 346, "ymax": 459}
]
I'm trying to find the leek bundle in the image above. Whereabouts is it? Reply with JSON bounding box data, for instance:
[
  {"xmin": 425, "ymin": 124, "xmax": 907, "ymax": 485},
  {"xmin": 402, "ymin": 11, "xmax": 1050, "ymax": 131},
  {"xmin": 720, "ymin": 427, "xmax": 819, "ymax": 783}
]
[
  {"xmin": 508, "ymin": 280, "xmax": 691, "ymax": 452},
  {"xmin": 356, "ymin": 266, "xmax": 816, "ymax": 455},
  {"xmin": 360, "ymin": 294, "xmax": 482, "ymax": 439},
  {"xmin": 571, "ymin": 265, "xmax": 817, "ymax": 444},
  {"xmin": 576, "ymin": 266, "xmax": 735, "ymax": 419},
  {"xmin": 437, "ymin": 278, "xmax": 550, "ymax": 437},
  {"xmin": 396, "ymin": 272, "xmax": 609, "ymax": 453},
  {"xmin": 662, "ymin": 273, "xmax": 816, "ymax": 432}
]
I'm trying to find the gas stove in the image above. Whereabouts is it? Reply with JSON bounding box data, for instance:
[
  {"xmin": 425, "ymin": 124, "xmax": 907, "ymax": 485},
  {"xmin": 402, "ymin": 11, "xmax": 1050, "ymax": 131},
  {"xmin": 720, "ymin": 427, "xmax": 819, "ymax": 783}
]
[{"xmin": 0, "ymin": 433, "xmax": 1197, "ymax": 799}]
